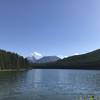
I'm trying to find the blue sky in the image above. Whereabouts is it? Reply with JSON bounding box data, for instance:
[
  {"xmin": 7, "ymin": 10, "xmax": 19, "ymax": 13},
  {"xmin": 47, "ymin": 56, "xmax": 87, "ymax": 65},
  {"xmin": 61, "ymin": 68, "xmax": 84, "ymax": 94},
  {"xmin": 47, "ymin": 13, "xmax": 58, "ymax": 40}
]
[{"xmin": 0, "ymin": 0, "xmax": 100, "ymax": 57}]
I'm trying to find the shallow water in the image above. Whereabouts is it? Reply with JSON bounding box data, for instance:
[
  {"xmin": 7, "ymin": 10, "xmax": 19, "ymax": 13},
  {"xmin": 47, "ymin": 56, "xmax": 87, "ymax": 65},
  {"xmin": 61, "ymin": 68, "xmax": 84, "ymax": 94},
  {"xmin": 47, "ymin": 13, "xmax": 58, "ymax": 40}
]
[{"xmin": 0, "ymin": 69, "xmax": 100, "ymax": 100}]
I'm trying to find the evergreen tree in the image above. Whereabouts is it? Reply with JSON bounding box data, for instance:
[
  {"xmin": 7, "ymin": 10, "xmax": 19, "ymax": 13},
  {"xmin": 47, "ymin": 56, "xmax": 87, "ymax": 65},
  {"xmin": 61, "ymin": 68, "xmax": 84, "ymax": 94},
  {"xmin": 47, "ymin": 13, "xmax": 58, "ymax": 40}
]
[{"xmin": 0, "ymin": 49, "xmax": 30, "ymax": 69}]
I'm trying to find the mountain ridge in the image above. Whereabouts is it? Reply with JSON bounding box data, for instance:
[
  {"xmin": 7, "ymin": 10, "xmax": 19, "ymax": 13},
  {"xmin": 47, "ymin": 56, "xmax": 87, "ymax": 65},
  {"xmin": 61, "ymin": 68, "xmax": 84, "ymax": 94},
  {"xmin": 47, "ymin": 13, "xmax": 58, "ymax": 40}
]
[
  {"xmin": 0, "ymin": 49, "xmax": 100, "ymax": 69},
  {"xmin": 48, "ymin": 49, "xmax": 100, "ymax": 69},
  {"xmin": 32, "ymin": 49, "xmax": 100, "ymax": 69},
  {"xmin": 26, "ymin": 56, "xmax": 60, "ymax": 64}
]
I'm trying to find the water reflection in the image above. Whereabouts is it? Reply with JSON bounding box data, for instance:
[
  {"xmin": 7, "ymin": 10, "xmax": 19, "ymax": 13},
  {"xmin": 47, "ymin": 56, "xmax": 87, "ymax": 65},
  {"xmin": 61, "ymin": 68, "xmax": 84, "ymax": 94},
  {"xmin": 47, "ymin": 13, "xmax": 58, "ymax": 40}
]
[{"xmin": 0, "ymin": 69, "xmax": 100, "ymax": 100}]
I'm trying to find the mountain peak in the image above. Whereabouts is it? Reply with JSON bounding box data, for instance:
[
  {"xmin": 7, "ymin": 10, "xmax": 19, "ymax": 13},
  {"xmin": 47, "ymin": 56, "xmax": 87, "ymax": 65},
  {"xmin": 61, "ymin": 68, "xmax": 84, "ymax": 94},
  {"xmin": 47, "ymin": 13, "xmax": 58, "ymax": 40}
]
[
  {"xmin": 26, "ymin": 55, "xmax": 60, "ymax": 64},
  {"xmin": 31, "ymin": 52, "xmax": 42, "ymax": 59},
  {"xmin": 35, "ymin": 56, "xmax": 60, "ymax": 64}
]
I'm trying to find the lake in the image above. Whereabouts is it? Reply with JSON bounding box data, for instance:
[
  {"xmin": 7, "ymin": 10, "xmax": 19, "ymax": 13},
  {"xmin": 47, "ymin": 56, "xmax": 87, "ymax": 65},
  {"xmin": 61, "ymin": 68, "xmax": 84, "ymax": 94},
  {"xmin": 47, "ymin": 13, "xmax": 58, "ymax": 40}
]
[{"xmin": 0, "ymin": 69, "xmax": 100, "ymax": 100}]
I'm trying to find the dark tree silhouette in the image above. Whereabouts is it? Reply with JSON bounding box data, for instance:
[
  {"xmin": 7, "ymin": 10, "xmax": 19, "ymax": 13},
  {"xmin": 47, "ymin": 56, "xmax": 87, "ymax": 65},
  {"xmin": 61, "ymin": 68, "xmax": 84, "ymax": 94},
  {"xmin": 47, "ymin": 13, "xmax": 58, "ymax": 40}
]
[{"xmin": 0, "ymin": 49, "xmax": 30, "ymax": 69}]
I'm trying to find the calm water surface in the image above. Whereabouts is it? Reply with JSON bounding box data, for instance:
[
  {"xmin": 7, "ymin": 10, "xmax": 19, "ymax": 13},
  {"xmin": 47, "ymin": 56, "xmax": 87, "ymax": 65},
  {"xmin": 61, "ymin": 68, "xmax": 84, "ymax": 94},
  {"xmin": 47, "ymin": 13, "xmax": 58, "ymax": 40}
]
[{"xmin": 0, "ymin": 69, "xmax": 100, "ymax": 100}]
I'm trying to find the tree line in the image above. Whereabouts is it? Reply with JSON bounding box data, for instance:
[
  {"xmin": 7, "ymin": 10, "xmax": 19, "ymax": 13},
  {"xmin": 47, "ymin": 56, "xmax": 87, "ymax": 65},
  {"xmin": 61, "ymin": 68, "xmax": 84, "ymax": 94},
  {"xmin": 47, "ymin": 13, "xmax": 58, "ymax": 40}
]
[
  {"xmin": 0, "ymin": 49, "xmax": 100, "ymax": 69},
  {"xmin": 31, "ymin": 49, "xmax": 100, "ymax": 69},
  {"xmin": 0, "ymin": 49, "xmax": 30, "ymax": 69}
]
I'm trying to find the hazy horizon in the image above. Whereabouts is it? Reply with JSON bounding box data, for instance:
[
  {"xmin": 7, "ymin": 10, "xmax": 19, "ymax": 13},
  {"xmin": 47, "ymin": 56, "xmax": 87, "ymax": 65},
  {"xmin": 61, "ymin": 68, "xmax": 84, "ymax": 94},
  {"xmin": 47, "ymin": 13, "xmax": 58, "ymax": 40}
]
[{"xmin": 0, "ymin": 0, "xmax": 100, "ymax": 57}]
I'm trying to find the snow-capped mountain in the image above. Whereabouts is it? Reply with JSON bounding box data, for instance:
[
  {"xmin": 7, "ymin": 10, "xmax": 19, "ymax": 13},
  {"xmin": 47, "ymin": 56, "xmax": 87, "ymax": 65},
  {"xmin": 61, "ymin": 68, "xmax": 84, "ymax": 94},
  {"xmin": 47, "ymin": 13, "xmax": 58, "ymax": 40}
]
[{"xmin": 26, "ymin": 56, "xmax": 60, "ymax": 63}]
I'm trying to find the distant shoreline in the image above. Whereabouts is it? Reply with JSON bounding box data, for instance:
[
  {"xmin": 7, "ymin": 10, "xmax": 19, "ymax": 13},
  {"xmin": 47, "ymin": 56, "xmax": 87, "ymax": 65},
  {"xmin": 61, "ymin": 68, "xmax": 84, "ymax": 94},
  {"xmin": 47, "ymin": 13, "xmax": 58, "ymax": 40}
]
[
  {"xmin": 0, "ymin": 68, "xmax": 100, "ymax": 71},
  {"xmin": 0, "ymin": 69, "xmax": 27, "ymax": 71}
]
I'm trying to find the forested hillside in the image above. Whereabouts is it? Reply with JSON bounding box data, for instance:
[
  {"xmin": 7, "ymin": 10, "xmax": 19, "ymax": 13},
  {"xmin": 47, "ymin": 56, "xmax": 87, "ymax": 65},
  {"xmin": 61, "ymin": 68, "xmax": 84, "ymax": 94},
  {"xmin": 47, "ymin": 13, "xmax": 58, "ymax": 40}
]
[
  {"xmin": 0, "ymin": 49, "xmax": 100, "ymax": 70},
  {"xmin": 0, "ymin": 49, "xmax": 30, "ymax": 69},
  {"xmin": 32, "ymin": 49, "xmax": 100, "ymax": 69},
  {"xmin": 51, "ymin": 49, "xmax": 100, "ymax": 69}
]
